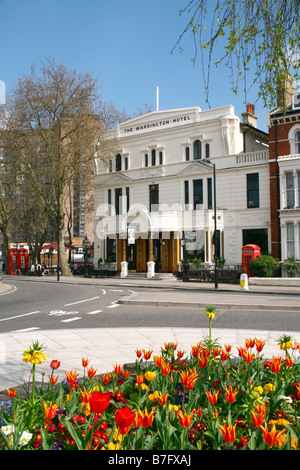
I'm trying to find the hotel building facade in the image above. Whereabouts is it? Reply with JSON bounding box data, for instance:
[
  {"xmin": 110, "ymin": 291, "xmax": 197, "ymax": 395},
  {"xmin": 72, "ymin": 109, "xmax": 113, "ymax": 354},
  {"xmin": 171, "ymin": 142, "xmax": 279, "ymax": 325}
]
[{"xmin": 93, "ymin": 104, "xmax": 269, "ymax": 277}]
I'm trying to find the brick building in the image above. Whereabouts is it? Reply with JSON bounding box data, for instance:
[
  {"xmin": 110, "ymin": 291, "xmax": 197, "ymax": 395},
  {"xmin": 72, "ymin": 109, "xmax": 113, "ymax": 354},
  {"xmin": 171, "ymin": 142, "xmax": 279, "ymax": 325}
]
[{"xmin": 268, "ymin": 79, "xmax": 300, "ymax": 263}]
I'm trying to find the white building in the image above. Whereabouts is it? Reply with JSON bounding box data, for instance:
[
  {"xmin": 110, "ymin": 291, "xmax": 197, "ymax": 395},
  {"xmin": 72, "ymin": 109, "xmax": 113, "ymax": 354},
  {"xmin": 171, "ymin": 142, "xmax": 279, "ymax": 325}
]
[{"xmin": 94, "ymin": 104, "xmax": 269, "ymax": 277}]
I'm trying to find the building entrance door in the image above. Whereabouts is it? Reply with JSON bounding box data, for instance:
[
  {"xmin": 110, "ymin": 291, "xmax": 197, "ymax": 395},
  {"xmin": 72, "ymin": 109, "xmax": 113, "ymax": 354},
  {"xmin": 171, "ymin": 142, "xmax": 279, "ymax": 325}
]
[{"xmin": 126, "ymin": 238, "xmax": 147, "ymax": 272}]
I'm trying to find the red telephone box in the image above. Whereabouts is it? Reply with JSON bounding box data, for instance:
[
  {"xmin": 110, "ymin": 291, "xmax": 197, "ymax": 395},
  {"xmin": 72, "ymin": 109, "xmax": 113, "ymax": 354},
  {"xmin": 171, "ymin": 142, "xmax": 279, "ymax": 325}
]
[
  {"xmin": 242, "ymin": 244, "xmax": 261, "ymax": 276},
  {"xmin": 8, "ymin": 248, "xmax": 29, "ymax": 275}
]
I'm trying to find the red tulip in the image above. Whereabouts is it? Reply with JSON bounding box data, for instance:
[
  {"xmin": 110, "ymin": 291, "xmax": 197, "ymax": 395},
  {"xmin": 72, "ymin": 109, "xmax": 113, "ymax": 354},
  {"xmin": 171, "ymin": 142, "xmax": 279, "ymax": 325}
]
[
  {"xmin": 89, "ymin": 392, "xmax": 111, "ymax": 414},
  {"xmin": 115, "ymin": 407, "xmax": 135, "ymax": 434},
  {"xmin": 50, "ymin": 359, "xmax": 60, "ymax": 370}
]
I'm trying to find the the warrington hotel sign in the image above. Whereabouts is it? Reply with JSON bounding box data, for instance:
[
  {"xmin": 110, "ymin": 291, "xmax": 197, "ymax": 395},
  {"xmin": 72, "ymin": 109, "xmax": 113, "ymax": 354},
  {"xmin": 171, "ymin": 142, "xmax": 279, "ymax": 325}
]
[{"xmin": 123, "ymin": 114, "xmax": 192, "ymax": 134}]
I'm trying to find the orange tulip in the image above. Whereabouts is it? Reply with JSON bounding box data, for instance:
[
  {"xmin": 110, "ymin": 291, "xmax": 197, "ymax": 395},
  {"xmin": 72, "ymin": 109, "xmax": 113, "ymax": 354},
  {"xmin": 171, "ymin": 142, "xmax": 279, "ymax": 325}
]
[
  {"xmin": 5, "ymin": 386, "xmax": 17, "ymax": 398},
  {"xmin": 237, "ymin": 346, "xmax": 247, "ymax": 358},
  {"xmin": 82, "ymin": 357, "xmax": 90, "ymax": 368},
  {"xmin": 220, "ymin": 350, "xmax": 230, "ymax": 361},
  {"xmin": 219, "ymin": 420, "xmax": 237, "ymax": 444},
  {"xmin": 225, "ymin": 383, "xmax": 239, "ymax": 403},
  {"xmin": 191, "ymin": 344, "xmax": 202, "ymax": 358},
  {"xmin": 65, "ymin": 370, "xmax": 79, "ymax": 390},
  {"xmin": 260, "ymin": 423, "xmax": 287, "ymax": 447},
  {"xmin": 213, "ymin": 347, "xmax": 221, "ymax": 357},
  {"xmin": 224, "ymin": 344, "xmax": 232, "ymax": 353},
  {"xmin": 80, "ymin": 387, "xmax": 92, "ymax": 404},
  {"xmin": 245, "ymin": 337, "xmax": 256, "ymax": 349},
  {"xmin": 157, "ymin": 392, "xmax": 169, "ymax": 405},
  {"xmin": 244, "ymin": 350, "xmax": 255, "ymax": 364},
  {"xmin": 43, "ymin": 400, "xmax": 60, "ymax": 421},
  {"xmin": 251, "ymin": 406, "xmax": 266, "ymax": 428},
  {"xmin": 122, "ymin": 369, "xmax": 131, "ymax": 378},
  {"xmin": 177, "ymin": 349, "xmax": 185, "ymax": 359},
  {"xmin": 161, "ymin": 361, "xmax": 171, "ymax": 376},
  {"xmin": 135, "ymin": 349, "xmax": 142, "ymax": 358},
  {"xmin": 113, "ymin": 363, "xmax": 123, "ymax": 374},
  {"xmin": 136, "ymin": 374, "xmax": 145, "ymax": 385},
  {"xmin": 206, "ymin": 389, "xmax": 219, "ymax": 404},
  {"xmin": 175, "ymin": 408, "xmax": 196, "ymax": 428},
  {"xmin": 135, "ymin": 407, "xmax": 156, "ymax": 427},
  {"xmin": 49, "ymin": 375, "xmax": 58, "ymax": 385},
  {"xmin": 198, "ymin": 353, "xmax": 209, "ymax": 369},
  {"xmin": 102, "ymin": 373, "xmax": 110, "ymax": 384},
  {"xmin": 269, "ymin": 356, "xmax": 283, "ymax": 374},
  {"xmin": 143, "ymin": 349, "xmax": 153, "ymax": 361},
  {"xmin": 87, "ymin": 366, "xmax": 97, "ymax": 378},
  {"xmin": 179, "ymin": 367, "xmax": 199, "ymax": 390},
  {"xmin": 153, "ymin": 355, "xmax": 164, "ymax": 367},
  {"xmin": 255, "ymin": 339, "xmax": 266, "ymax": 352},
  {"xmin": 286, "ymin": 356, "xmax": 293, "ymax": 367}
]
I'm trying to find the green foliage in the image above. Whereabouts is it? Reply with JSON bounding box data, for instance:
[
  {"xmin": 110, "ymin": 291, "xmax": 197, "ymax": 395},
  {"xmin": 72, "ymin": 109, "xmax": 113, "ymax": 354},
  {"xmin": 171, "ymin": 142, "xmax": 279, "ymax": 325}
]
[
  {"xmin": 175, "ymin": 0, "xmax": 300, "ymax": 108},
  {"xmin": 250, "ymin": 255, "xmax": 280, "ymax": 277},
  {"xmin": 282, "ymin": 256, "xmax": 300, "ymax": 278}
]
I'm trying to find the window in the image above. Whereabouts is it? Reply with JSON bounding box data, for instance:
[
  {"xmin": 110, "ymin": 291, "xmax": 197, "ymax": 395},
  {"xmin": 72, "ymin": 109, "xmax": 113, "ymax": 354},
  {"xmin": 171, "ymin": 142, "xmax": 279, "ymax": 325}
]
[
  {"xmin": 193, "ymin": 179, "xmax": 203, "ymax": 209},
  {"xmin": 205, "ymin": 143, "xmax": 210, "ymax": 159},
  {"xmin": 207, "ymin": 178, "xmax": 212, "ymax": 210},
  {"xmin": 295, "ymin": 131, "xmax": 300, "ymax": 154},
  {"xmin": 194, "ymin": 140, "xmax": 202, "ymax": 160},
  {"xmin": 159, "ymin": 151, "xmax": 163, "ymax": 165},
  {"xmin": 115, "ymin": 188, "xmax": 122, "ymax": 215},
  {"xmin": 185, "ymin": 147, "xmax": 190, "ymax": 161},
  {"xmin": 247, "ymin": 173, "xmax": 259, "ymax": 208},
  {"xmin": 108, "ymin": 189, "xmax": 111, "ymax": 216},
  {"xmin": 124, "ymin": 157, "xmax": 128, "ymax": 170},
  {"xmin": 286, "ymin": 222, "xmax": 295, "ymax": 257},
  {"xmin": 184, "ymin": 180, "xmax": 189, "ymax": 207},
  {"xmin": 151, "ymin": 149, "xmax": 156, "ymax": 166},
  {"xmin": 116, "ymin": 154, "xmax": 122, "ymax": 172},
  {"xmin": 286, "ymin": 172, "xmax": 295, "ymax": 208},
  {"xmin": 145, "ymin": 153, "xmax": 149, "ymax": 167},
  {"xmin": 149, "ymin": 184, "xmax": 159, "ymax": 211},
  {"xmin": 126, "ymin": 187, "xmax": 130, "ymax": 212}
]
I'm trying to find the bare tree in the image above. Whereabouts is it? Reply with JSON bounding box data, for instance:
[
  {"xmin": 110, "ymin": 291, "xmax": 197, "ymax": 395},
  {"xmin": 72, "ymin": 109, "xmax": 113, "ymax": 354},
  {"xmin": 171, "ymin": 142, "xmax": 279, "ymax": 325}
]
[{"xmin": 0, "ymin": 58, "xmax": 118, "ymax": 275}]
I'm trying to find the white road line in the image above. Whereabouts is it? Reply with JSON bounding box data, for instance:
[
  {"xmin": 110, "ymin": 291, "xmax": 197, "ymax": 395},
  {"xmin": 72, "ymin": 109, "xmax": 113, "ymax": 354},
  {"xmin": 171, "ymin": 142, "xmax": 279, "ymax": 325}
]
[
  {"xmin": 11, "ymin": 327, "xmax": 40, "ymax": 333},
  {"xmin": 86, "ymin": 310, "xmax": 103, "ymax": 315},
  {"xmin": 61, "ymin": 317, "xmax": 82, "ymax": 323},
  {"xmin": 64, "ymin": 296, "xmax": 100, "ymax": 306},
  {"xmin": 0, "ymin": 311, "xmax": 40, "ymax": 322},
  {"xmin": 101, "ymin": 289, "xmax": 106, "ymax": 295},
  {"xmin": 107, "ymin": 304, "xmax": 119, "ymax": 309}
]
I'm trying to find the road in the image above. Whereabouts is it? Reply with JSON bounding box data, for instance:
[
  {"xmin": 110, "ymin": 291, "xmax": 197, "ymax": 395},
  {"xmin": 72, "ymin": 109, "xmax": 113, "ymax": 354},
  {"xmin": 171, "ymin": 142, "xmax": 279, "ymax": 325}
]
[{"xmin": 0, "ymin": 279, "xmax": 299, "ymax": 334}]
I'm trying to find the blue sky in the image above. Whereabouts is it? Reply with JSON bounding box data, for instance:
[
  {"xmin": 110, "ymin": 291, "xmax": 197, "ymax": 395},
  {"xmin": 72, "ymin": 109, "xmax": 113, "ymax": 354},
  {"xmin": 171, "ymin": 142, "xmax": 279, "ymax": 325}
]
[{"xmin": 1, "ymin": 0, "xmax": 269, "ymax": 131}]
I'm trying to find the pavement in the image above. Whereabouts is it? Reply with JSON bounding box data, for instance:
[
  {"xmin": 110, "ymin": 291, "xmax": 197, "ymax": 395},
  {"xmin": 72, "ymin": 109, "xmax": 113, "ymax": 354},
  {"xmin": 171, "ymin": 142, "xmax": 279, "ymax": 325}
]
[{"xmin": 0, "ymin": 273, "xmax": 300, "ymax": 398}]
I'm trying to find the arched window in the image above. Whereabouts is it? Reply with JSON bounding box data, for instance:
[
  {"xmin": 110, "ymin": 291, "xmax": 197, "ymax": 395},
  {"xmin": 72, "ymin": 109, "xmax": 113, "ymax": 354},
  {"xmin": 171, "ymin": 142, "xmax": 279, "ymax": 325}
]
[
  {"xmin": 151, "ymin": 149, "xmax": 156, "ymax": 166},
  {"xmin": 116, "ymin": 154, "xmax": 122, "ymax": 172},
  {"xmin": 295, "ymin": 131, "xmax": 300, "ymax": 154},
  {"xmin": 194, "ymin": 140, "xmax": 202, "ymax": 160}
]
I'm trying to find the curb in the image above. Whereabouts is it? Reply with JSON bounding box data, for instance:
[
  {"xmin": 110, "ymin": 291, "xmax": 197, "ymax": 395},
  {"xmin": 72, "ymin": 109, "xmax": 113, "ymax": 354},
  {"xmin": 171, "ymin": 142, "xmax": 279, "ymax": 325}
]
[{"xmin": 118, "ymin": 298, "xmax": 300, "ymax": 311}]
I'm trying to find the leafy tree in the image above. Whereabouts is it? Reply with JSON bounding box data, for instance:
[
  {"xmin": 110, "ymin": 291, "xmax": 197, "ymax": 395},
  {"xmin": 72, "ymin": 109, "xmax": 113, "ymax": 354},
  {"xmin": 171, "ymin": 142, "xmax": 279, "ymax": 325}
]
[{"xmin": 174, "ymin": 0, "xmax": 300, "ymax": 108}]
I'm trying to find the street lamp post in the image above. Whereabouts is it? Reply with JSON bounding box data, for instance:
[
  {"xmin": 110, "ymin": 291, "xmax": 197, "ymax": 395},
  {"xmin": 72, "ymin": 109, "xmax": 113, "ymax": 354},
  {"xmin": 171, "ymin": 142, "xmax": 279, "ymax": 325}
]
[{"xmin": 195, "ymin": 160, "xmax": 218, "ymax": 289}]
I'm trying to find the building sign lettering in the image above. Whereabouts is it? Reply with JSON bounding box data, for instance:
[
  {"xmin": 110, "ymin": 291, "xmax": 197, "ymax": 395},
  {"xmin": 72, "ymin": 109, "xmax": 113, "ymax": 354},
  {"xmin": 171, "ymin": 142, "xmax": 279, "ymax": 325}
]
[{"xmin": 123, "ymin": 115, "xmax": 191, "ymax": 134}]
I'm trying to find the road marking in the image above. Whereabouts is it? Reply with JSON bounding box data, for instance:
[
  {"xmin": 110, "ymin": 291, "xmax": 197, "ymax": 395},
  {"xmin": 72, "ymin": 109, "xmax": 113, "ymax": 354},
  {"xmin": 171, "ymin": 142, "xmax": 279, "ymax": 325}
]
[
  {"xmin": 86, "ymin": 310, "xmax": 103, "ymax": 315},
  {"xmin": 11, "ymin": 327, "xmax": 40, "ymax": 333},
  {"xmin": 0, "ymin": 311, "xmax": 40, "ymax": 322},
  {"xmin": 109, "ymin": 289, "xmax": 124, "ymax": 292},
  {"xmin": 61, "ymin": 317, "xmax": 82, "ymax": 323},
  {"xmin": 64, "ymin": 296, "xmax": 100, "ymax": 306},
  {"xmin": 49, "ymin": 310, "xmax": 79, "ymax": 317},
  {"xmin": 101, "ymin": 289, "xmax": 106, "ymax": 295},
  {"xmin": 107, "ymin": 304, "xmax": 119, "ymax": 309}
]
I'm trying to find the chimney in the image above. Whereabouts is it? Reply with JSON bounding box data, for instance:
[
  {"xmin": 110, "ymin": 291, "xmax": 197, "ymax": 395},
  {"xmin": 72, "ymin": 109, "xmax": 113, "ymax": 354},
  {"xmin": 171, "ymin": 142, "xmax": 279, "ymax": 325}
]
[
  {"xmin": 276, "ymin": 75, "xmax": 297, "ymax": 109},
  {"xmin": 241, "ymin": 103, "xmax": 257, "ymax": 128}
]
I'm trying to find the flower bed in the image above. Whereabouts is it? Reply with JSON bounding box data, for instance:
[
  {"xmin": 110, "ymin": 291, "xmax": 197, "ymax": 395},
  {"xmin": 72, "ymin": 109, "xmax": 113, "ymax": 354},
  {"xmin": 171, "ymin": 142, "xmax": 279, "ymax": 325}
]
[{"xmin": 1, "ymin": 312, "xmax": 300, "ymax": 450}]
